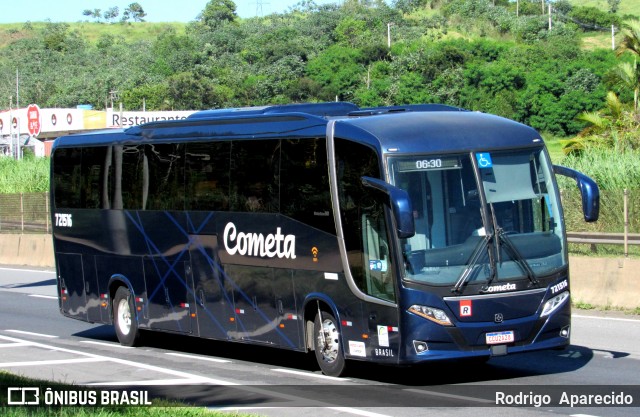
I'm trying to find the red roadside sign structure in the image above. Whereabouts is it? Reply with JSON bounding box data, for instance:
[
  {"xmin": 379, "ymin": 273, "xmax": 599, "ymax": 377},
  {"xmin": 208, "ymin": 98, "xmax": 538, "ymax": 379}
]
[{"xmin": 27, "ymin": 104, "xmax": 41, "ymax": 137}]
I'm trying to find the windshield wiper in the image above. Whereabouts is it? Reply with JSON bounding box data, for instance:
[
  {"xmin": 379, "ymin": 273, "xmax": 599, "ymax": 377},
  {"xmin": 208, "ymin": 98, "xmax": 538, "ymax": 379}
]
[
  {"xmin": 451, "ymin": 233, "xmax": 495, "ymax": 293},
  {"xmin": 495, "ymin": 228, "xmax": 539, "ymax": 287},
  {"xmin": 479, "ymin": 204, "xmax": 538, "ymax": 292}
]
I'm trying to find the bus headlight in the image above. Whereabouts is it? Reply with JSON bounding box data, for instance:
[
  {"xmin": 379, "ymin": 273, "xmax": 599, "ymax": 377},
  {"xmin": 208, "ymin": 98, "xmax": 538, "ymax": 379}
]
[
  {"xmin": 541, "ymin": 291, "xmax": 570, "ymax": 317},
  {"xmin": 408, "ymin": 305, "xmax": 453, "ymax": 326}
]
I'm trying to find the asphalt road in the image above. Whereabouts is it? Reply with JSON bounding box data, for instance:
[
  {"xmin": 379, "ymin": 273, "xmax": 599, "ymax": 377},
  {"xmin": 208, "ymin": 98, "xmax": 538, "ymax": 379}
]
[{"xmin": 1, "ymin": 265, "xmax": 639, "ymax": 416}]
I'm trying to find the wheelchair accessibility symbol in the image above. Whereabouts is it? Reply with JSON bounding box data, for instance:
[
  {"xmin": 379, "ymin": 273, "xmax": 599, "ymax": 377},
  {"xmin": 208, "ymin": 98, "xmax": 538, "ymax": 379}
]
[{"xmin": 476, "ymin": 153, "xmax": 493, "ymax": 168}]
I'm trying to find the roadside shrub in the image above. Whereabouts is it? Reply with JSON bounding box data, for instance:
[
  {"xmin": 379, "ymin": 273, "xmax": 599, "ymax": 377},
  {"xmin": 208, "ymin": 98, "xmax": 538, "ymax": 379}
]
[{"xmin": 568, "ymin": 6, "xmax": 621, "ymax": 31}]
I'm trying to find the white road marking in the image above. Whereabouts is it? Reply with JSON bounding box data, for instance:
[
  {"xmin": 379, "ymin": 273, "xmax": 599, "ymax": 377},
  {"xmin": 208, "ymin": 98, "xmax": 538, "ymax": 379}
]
[
  {"xmin": 404, "ymin": 388, "xmax": 495, "ymax": 404},
  {"xmin": 165, "ymin": 352, "xmax": 231, "ymax": 363},
  {"xmin": 0, "ymin": 333, "xmax": 397, "ymax": 416},
  {"xmin": 573, "ymin": 314, "xmax": 640, "ymax": 323},
  {"xmin": 218, "ymin": 407, "xmax": 392, "ymax": 417},
  {"xmin": 0, "ymin": 267, "xmax": 54, "ymax": 274},
  {"xmin": 86, "ymin": 378, "xmax": 215, "ymax": 386},
  {"xmin": 0, "ymin": 342, "xmax": 32, "ymax": 348},
  {"xmin": 0, "ymin": 334, "xmax": 237, "ymax": 385},
  {"xmin": 80, "ymin": 340, "xmax": 134, "ymax": 349},
  {"xmin": 271, "ymin": 368, "xmax": 350, "ymax": 382},
  {"xmin": 328, "ymin": 407, "xmax": 393, "ymax": 417},
  {"xmin": 6, "ymin": 329, "xmax": 58, "ymax": 338},
  {"xmin": 0, "ymin": 357, "xmax": 106, "ymax": 367},
  {"xmin": 216, "ymin": 407, "xmax": 281, "ymax": 411},
  {"xmin": 28, "ymin": 294, "xmax": 58, "ymax": 300}
]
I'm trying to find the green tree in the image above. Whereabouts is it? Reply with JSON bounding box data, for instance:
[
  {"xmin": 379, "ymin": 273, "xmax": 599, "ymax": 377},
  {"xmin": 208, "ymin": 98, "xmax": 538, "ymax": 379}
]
[
  {"xmin": 122, "ymin": 83, "xmax": 171, "ymax": 110},
  {"xmin": 166, "ymin": 72, "xmax": 231, "ymax": 109},
  {"xmin": 104, "ymin": 7, "xmax": 120, "ymax": 23},
  {"xmin": 123, "ymin": 3, "xmax": 146, "ymax": 22},
  {"xmin": 616, "ymin": 20, "xmax": 640, "ymax": 112},
  {"xmin": 565, "ymin": 92, "xmax": 640, "ymax": 154},
  {"xmin": 306, "ymin": 45, "xmax": 364, "ymax": 101},
  {"xmin": 611, "ymin": 61, "xmax": 639, "ymax": 113},
  {"xmin": 618, "ymin": 20, "xmax": 640, "ymax": 58},
  {"xmin": 198, "ymin": 0, "xmax": 237, "ymax": 29},
  {"xmin": 151, "ymin": 29, "xmax": 200, "ymax": 76},
  {"xmin": 42, "ymin": 22, "xmax": 71, "ymax": 52},
  {"xmin": 607, "ymin": 0, "xmax": 621, "ymax": 14},
  {"xmin": 82, "ymin": 9, "xmax": 102, "ymax": 21}
]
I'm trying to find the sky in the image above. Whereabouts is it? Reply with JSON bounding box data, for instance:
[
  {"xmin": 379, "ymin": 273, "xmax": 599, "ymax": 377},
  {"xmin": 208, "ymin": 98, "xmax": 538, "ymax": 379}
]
[{"xmin": 0, "ymin": 0, "xmax": 342, "ymax": 24}]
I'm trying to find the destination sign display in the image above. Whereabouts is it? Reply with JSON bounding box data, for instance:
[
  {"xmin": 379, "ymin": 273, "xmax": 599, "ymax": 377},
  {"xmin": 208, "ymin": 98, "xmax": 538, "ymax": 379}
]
[{"xmin": 395, "ymin": 156, "xmax": 461, "ymax": 172}]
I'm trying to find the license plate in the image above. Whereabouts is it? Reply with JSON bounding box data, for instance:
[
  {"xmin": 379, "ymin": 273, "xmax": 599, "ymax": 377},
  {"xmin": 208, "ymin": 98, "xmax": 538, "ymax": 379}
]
[{"xmin": 486, "ymin": 330, "xmax": 514, "ymax": 345}]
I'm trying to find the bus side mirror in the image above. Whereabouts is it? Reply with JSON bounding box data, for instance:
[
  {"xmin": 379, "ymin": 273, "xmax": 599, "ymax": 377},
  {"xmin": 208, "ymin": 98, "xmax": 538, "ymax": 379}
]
[
  {"xmin": 361, "ymin": 176, "xmax": 415, "ymax": 238},
  {"xmin": 553, "ymin": 165, "xmax": 600, "ymax": 223}
]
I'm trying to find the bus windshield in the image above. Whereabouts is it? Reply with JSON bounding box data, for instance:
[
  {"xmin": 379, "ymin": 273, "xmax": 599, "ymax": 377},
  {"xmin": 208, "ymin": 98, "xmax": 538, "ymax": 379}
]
[{"xmin": 389, "ymin": 148, "xmax": 565, "ymax": 289}]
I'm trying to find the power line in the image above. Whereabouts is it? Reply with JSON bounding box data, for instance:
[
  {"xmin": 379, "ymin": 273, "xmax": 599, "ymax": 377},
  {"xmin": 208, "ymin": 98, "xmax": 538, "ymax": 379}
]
[{"xmin": 255, "ymin": 0, "xmax": 270, "ymax": 16}]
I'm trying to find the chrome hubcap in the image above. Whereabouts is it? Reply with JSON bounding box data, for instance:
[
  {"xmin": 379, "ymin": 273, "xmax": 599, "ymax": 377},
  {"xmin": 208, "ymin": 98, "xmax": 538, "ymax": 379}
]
[
  {"xmin": 318, "ymin": 318, "xmax": 339, "ymax": 363},
  {"xmin": 117, "ymin": 298, "xmax": 131, "ymax": 335}
]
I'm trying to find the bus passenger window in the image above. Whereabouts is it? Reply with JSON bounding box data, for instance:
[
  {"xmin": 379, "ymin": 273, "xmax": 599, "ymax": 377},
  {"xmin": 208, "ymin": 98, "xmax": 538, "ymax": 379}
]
[
  {"xmin": 145, "ymin": 144, "xmax": 185, "ymax": 211},
  {"xmin": 53, "ymin": 148, "xmax": 82, "ymax": 209},
  {"xmin": 280, "ymin": 138, "xmax": 335, "ymax": 235},
  {"xmin": 229, "ymin": 140, "xmax": 280, "ymax": 213},
  {"xmin": 185, "ymin": 142, "xmax": 231, "ymax": 211}
]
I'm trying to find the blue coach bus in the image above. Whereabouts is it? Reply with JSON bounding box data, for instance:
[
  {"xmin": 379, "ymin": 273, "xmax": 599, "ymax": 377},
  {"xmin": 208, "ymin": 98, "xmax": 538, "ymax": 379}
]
[{"xmin": 50, "ymin": 102, "xmax": 598, "ymax": 376}]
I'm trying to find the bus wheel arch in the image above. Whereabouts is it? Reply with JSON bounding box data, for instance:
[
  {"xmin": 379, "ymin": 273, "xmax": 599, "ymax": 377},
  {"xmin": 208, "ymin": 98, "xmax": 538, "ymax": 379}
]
[{"xmin": 110, "ymin": 283, "xmax": 141, "ymax": 347}]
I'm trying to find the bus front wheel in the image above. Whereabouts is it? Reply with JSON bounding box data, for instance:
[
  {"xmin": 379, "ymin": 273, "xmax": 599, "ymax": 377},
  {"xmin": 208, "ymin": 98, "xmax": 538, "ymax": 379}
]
[
  {"xmin": 314, "ymin": 310, "xmax": 346, "ymax": 377},
  {"xmin": 113, "ymin": 287, "xmax": 140, "ymax": 347}
]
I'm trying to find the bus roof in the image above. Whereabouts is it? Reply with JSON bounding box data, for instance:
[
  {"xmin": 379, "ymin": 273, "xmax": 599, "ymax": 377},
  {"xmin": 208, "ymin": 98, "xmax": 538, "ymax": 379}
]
[{"xmin": 52, "ymin": 102, "xmax": 542, "ymax": 153}]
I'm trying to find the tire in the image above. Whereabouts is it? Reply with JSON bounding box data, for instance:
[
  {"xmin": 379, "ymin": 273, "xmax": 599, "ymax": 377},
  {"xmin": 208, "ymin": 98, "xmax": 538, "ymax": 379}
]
[
  {"xmin": 314, "ymin": 310, "xmax": 346, "ymax": 377},
  {"xmin": 113, "ymin": 286, "xmax": 140, "ymax": 347}
]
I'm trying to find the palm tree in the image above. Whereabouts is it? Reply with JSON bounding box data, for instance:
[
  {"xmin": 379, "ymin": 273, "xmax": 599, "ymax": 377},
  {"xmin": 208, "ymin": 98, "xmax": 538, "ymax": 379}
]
[
  {"xmin": 564, "ymin": 92, "xmax": 639, "ymax": 154},
  {"xmin": 612, "ymin": 60, "xmax": 639, "ymax": 113},
  {"xmin": 615, "ymin": 20, "xmax": 640, "ymax": 113},
  {"xmin": 617, "ymin": 19, "xmax": 640, "ymax": 58}
]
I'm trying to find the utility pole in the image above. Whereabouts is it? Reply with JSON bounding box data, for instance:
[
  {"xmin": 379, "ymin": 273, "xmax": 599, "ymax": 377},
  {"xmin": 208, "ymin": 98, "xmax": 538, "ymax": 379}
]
[
  {"xmin": 387, "ymin": 22, "xmax": 394, "ymax": 49},
  {"xmin": 548, "ymin": 4, "xmax": 552, "ymax": 30},
  {"xmin": 612, "ymin": 25, "xmax": 616, "ymax": 50},
  {"xmin": 16, "ymin": 69, "xmax": 19, "ymax": 109}
]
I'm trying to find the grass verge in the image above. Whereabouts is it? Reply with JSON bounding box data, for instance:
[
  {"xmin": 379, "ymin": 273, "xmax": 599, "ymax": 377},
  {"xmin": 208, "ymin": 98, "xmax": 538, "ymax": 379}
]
[{"xmin": 573, "ymin": 301, "xmax": 640, "ymax": 316}]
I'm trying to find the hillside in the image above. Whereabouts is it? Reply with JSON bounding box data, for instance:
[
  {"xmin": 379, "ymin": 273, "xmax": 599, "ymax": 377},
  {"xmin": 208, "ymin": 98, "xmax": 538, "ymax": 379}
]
[
  {"xmin": 0, "ymin": 0, "xmax": 637, "ymax": 139},
  {"xmin": 572, "ymin": 0, "xmax": 640, "ymax": 17},
  {"xmin": 0, "ymin": 21, "xmax": 186, "ymax": 48}
]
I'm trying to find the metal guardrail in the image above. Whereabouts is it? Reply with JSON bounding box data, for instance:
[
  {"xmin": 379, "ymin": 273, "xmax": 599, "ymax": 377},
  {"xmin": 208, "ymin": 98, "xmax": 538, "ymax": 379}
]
[
  {"xmin": 566, "ymin": 232, "xmax": 640, "ymax": 245},
  {"xmin": 566, "ymin": 231, "xmax": 640, "ymax": 258}
]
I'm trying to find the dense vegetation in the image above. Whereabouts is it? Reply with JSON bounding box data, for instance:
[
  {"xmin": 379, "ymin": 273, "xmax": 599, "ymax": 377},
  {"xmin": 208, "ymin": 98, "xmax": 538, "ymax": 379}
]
[
  {"xmin": 0, "ymin": 0, "xmax": 637, "ymax": 138},
  {"xmin": 1, "ymin": 1, "xmax": 639, "ymax": 208},
  {"xmin": 0, "ymin": 156, "xmax": 49, "ymax": 193}
]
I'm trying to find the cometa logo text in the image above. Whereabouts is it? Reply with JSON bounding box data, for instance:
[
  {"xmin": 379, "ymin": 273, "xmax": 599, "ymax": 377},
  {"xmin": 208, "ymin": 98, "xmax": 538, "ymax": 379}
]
[
  {"xmin": 485, "ymin": 283, "xmax": 516, "ymax": 293},
  {"xmin": 223, "ymin": 222, "xmax": 296, "ymax": 259}
]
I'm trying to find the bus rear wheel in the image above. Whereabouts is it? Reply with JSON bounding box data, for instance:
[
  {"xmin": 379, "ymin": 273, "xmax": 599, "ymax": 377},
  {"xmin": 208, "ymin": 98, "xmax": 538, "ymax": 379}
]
[
  {"xmin": 113, "ymin": 287, "xmax": 140, "ymax": 347},
  {"xmin": 314, "ymin": 310, "xmax": 346, "ymax": 377}
]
